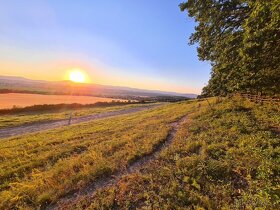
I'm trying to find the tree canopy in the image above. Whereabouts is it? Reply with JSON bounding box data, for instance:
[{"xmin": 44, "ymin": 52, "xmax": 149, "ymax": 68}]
[{"xmin": 180, "ymin": 0, "xmax": 280, "ymax": 96}]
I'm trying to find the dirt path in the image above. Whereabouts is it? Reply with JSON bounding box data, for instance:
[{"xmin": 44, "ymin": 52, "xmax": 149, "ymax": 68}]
[
  {"xmin": 0, "ymin": 104, "xmax": 161, "ymax": 139},
  {"xmin": 44, "ymin": 115, "xmax": 188, "ymax": 210}
]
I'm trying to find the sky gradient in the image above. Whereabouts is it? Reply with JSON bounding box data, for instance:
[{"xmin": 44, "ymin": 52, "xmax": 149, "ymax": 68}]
[{"xmin": 0, "ymin": 0, "xmax": 211, "ymax": 94}]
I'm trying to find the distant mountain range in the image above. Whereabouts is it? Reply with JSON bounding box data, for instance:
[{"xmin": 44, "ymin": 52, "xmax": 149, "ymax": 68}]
[{"xmin": 0, "ymin": 75, "xmax": 197, "ymax": 99}]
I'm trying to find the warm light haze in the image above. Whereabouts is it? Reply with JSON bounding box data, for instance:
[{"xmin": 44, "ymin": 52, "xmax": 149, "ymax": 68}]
[
  {"xmin": 0, "ymin": 1, "xmax": 278, "ymax": 209},
  {"xmin": 69, "ymin": 70, "xmax": 87, "ymax": 83},
  {"xmin": 0, "ymin": 0, "xmax": 211, "ymax": 94}
]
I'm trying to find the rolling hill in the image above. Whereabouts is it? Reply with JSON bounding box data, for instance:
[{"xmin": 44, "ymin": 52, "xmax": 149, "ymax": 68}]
[{"xmin": 0, "ymin": 76, "xmax": 197, "ymax": 99}]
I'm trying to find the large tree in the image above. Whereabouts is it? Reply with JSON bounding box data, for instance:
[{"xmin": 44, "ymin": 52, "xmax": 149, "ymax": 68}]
[
  {"xmin": 241, "ymin": 0, "xmax": 280, "ymax": 95},
  {"xmin": 180, "ymin": 0, "xmax": 280, "ymax": 96}
]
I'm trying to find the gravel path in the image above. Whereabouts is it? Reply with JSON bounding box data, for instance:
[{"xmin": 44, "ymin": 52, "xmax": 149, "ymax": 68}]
[
  {"xmin": 44, "ymin": 115, "xmax": 188, "ymax": 210},
  {"xmin": 0, "ymin": 104, "xmax": 160, "ymax": 139}
]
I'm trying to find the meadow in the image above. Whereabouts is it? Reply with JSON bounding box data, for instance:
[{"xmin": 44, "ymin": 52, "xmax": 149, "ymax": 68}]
[
  {"xmin": 58, "ymin": 96, "xmax": 280, "ymax": 209},
  {"xmin": 0, "ymin": 97, "xmax": 278, "ymax": 209},
  {"xmin": 0, "ymin": 99, "xmax": 211, "ymax": 209},
  {"xmin": 0, "ymin": 93, "xmax": 126, "ymax": 109}
]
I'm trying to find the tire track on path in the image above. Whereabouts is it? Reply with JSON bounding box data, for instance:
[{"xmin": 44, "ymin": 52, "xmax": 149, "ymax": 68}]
[
  {"xmin": 0, "ymin": 104, "xmax": 161, "ymax": 139},
  {"xmin": 44, "ymin": 115, "xmax": 188, "ymax": 210}
]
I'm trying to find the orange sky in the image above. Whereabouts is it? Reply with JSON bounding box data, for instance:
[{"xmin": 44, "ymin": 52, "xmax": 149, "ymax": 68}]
[
  {"xmin": 0, "ymin": 60, "xmax": 200, "ymax": 94},
  {"xmin": 0, "ymin": 0, "xmax": 212, "ymax": 95}
]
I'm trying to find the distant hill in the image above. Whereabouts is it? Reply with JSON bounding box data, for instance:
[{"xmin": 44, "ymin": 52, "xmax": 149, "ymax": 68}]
[{"xmin": 0, "ymin": 75, "xmax": 197, "ymax": 99}]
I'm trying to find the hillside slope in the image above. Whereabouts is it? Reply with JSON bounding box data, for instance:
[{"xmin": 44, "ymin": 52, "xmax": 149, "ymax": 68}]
[
  {"xmin": 0, "ymin": 99, "xmax": 207, "ymax": 209},
  {"xmin": 0, "ymin": 97, "xmax": 279, "ymax": 209},
  {"xmin": 0, "ymin": 75, "xmax": 197, "ymax": 99},
  {"xmin": 60, "ymin": 96, "xmax": 280, "ymax": 209}
]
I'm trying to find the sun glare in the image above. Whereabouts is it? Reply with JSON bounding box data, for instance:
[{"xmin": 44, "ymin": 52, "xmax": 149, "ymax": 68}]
[{"xmin": 69, "ymin": 70, "xmax": 86, "ymax": 83}]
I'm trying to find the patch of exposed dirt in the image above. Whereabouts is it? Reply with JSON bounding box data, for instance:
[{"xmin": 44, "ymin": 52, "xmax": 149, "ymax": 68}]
[
  {"xmin": 44, "ymin": 115, "xmax": 188, "ymax": 210},
  {"xmin": 0, "ymin": 104, "xmax": 161, "ymax": 139}
]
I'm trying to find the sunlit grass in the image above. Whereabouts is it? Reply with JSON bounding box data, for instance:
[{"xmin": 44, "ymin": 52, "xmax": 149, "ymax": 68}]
[
  {"xmin": 66, "ymin": 96, "xmax": 280, "ymax": 209},
  {"xmin": 0, "ymin": 99, "xmax": 212, "ymax": 208}
]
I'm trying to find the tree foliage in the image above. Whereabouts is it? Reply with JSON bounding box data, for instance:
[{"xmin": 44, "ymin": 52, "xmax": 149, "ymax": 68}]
[{"xmin": 180, "ymin": 0, "xmax": 280, "ymax": 96}]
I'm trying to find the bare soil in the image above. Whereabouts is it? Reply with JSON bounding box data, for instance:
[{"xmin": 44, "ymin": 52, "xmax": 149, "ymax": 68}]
[{"xmin": 44, "ymin": 115, "xmax": 188, "ymax": 210}]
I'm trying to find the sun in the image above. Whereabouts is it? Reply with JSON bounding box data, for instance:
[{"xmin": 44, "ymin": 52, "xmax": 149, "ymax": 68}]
[{"xmin": 69, "ymin": 70, "xmax": 86, "ymax": 83}]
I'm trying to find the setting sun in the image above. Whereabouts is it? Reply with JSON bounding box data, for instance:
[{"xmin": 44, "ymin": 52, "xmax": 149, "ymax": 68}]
[{"xmin": 69, "ymin": 70, "xmax": 86, "ymax": 83}]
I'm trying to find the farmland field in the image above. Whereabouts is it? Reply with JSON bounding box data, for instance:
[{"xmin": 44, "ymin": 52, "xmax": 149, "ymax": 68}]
[{"xmin": 0, "ymin": 93, "xmax": 125, "ymax": 109}]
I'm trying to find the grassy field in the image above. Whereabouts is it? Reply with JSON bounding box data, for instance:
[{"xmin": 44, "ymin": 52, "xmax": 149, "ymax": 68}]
[
  {"xmin": 0, "ymin": 103, "xmax": 153, "ymax": 129},
  {"xmin": 1, "ymin": 97, "xmax": 278, "ymax": 209},
  {"xmin": 60, "ymin": 96, "xmax": 280, "ymax": 209},
  {"xmin": 0, "ymin": 99, "xmax": 212, "ymax": 209}
]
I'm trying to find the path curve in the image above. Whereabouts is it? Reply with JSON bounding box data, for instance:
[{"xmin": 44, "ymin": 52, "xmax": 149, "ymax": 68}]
[
  {"xmin": 45, "ymin": 115, "xmax": 188, "ymax": 210},
  {"xmin": 0, "ymin": 104, "xmax": 161, "ymax": 139}
]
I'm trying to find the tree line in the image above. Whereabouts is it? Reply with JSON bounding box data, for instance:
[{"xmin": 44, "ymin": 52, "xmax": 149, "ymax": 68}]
[{"xmin": 180, "ymin": 0, "xmax": 280, "ymax": 96}]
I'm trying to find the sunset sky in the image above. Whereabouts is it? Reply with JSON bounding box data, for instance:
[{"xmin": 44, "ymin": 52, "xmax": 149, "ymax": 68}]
[{"xmin": 0, "ymin": 0, "xmax": 211, "ymax": 94}]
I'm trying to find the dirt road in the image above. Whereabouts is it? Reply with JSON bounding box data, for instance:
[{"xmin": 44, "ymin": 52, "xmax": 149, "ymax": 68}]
[{"xmin": 0, "ymin": 104, "xmax": 161, "ymax": 139}]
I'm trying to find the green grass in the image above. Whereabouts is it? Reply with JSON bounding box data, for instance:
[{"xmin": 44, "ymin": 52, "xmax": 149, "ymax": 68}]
[
  {"xmin": 0, "ymin": 103, "xmax": 154, "ymax": 129},
  {"xmin": 0, "ymin": 99, "xmax": 211, "ymax": 209},
  {"xmin": 65, "ymin": 96, "xmax": 280, "ymax": 209}
]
